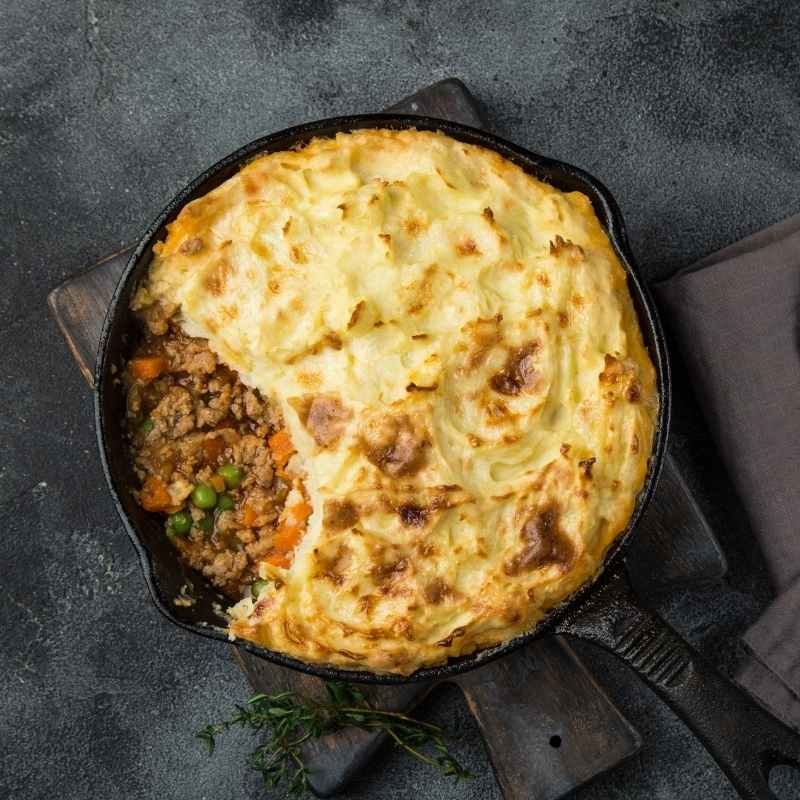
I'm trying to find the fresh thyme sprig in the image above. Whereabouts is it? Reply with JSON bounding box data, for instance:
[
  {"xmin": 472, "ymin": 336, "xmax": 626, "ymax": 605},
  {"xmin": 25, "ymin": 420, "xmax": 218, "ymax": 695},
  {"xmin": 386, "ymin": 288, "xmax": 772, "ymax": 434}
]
[{"xmin": 197, "ymin": 681, "xmax": 472, "ymax": 795}]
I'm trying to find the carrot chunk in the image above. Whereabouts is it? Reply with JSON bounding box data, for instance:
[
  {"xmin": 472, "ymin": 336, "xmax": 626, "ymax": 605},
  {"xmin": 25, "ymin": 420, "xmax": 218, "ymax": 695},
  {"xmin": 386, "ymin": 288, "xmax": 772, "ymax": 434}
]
[
  {"xmin": 268, "ymin": 429, "xmax": 295, "ymax": 467},
  {"xmin": 130, "ymin": 356, "xmax": 167, "ymax": 381},
  {"xmin": 242, "ymin": 505, "xmax": 258, "ymax": 527},
  {"xmin": 140, "ymin": 475, "xmax": 172, "ymax": 512},
  {"xmin": 209, "ymin": 473, "xmax": 226, "ymax": 493},
  {"xmin": 266, "ymin": 552, "xmax": 291, "ymax": 569},
  {"xmin": 273, "ymin": 522, "xmax": 302, "ymax": 552},
  {"xmin": 288, "ymin": 501, "xmax": 312, "ymax": 524}
]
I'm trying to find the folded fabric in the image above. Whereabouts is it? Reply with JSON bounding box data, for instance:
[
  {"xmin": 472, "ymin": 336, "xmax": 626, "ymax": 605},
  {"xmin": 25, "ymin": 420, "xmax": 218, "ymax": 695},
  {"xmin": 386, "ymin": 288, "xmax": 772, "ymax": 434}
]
[{"xmin": 654, "ymin": 213, "xmax": 800, "ymax": 730}]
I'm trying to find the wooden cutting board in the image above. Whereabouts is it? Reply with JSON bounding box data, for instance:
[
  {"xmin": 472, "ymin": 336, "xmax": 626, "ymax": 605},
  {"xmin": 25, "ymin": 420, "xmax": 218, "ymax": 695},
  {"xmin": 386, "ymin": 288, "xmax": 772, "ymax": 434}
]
[{"xmin": 49, "ymin": 78, "xmax": 726, "ymax": 800}]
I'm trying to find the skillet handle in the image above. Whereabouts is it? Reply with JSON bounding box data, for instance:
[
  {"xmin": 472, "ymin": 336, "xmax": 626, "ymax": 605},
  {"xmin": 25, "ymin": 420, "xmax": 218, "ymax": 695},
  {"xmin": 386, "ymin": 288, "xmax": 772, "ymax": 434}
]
[{"xmin": 555, "ymin": 564, "xmax": 800, "ymax": 799}]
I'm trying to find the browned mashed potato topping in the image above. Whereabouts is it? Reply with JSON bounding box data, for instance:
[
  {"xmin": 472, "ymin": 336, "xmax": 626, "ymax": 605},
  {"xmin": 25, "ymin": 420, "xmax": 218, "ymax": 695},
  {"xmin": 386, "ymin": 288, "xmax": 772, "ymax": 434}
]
[{"xmin": 126, "ymin": 129, "xmax": 658, "ymax": 675}]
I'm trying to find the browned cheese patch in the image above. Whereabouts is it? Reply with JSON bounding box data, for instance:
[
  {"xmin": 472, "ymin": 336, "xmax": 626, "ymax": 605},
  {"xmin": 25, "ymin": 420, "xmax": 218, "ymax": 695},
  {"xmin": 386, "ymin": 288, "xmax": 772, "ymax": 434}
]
[
  {"xmin": 490, "ymin": 341, "xmax": 540, "ymax": 396},
  {"xmin": 291, "ymin": 394, "xmax": 352, "ymax": 448},
  {"xmin": 504, "ymin": 505, "xmax": 574, "ymax": 576},
  {"xmin": 362, "ymin": 414, "xmax": 429, "ymax": 477},
  {"xmin": 578, "ymin": 457, "xmax": 596, "ymax": 478}
]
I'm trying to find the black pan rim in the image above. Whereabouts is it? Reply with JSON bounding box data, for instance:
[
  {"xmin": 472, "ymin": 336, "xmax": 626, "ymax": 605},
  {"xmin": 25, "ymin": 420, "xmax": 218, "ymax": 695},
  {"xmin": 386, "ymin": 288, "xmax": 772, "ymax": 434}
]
[{"xmin": 94, "ymin": 113, "xmax": 671, "ymax": 685}]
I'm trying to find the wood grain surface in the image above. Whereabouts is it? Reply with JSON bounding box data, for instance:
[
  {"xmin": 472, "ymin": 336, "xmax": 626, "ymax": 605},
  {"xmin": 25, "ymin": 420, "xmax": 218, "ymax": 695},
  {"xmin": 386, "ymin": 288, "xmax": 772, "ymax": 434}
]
[{"xmin": 48, "ymin": 79, "xmax": 725, "ymax": 800}]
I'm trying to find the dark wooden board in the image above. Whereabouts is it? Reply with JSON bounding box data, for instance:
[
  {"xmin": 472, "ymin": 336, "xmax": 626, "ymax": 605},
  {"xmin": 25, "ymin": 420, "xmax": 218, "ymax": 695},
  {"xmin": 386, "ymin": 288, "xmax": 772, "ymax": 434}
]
[{"xmin": 49, "ymin": 78, "xmax": 725, "ymax": 800}]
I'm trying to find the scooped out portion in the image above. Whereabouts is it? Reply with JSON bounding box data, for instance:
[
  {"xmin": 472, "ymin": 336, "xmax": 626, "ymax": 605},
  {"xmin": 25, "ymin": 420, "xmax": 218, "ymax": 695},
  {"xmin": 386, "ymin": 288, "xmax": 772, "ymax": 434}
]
[
  {"xmin": 125, "ymin": 327, "xmax": 311, "ymax": 598},
  {"xmin": 127, "ymin": 128, "xmax": 658, "ymax": 675}
]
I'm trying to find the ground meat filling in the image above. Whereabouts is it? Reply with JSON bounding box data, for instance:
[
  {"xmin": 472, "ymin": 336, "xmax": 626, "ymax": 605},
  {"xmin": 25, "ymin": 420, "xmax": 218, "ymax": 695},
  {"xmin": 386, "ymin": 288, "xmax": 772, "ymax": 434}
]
[{"xmin": 125, "ymin": 323, "xmax": 307, "ymax": 599}]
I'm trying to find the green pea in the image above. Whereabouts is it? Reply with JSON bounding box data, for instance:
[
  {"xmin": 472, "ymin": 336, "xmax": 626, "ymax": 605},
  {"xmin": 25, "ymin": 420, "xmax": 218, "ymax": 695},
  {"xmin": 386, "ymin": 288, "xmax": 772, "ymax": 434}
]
[
  {"xmin": 168, "ymin": 510, "xmax": 192, "ymax": 536},
  {"xmin": 191, "ymin": 483, "xmax": 217, "ymax": 509},
  {"xmin": 199, "ymin": 513, "xmax": 214, "ymax": 535},
  {"xmin": 217, "ymin": 464, "xmax": 243, "ymax": 489},
  {"xmin": 218, "ymin": 493, "xmax": 235, "ymax": 511},
  {"xmin": 139, "ymin": 418, "xmax": 154, "ymax": 435},
  {"xmin": 251, "ymin": 580, "xmax": 270, "ymax": 599}
]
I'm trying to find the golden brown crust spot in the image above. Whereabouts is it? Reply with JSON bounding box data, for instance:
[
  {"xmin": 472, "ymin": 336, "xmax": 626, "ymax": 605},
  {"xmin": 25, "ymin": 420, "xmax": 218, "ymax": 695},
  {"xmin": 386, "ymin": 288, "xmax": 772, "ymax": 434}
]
[
  {"xmin": 599, "ymin": 354, "xmax": 626, "ymax": 385},
  {"xmin": 290, "ymin": 244, "xmax": 306, "ymax": 264},
  {"xmin": 626, "ymin": 380, "xmax": 642, "ymax": 402},
  {"xmin": 398, "ymin": 503, "xmax": 427, "ymax": 527},
  {"xmin": 204, "ymin": 260, "xmax": 232, "ymax": 297},
  {"xmin": 179, "ymin": 236, "xmax": 203, "ymax": 255},
  {"xmin": 579, "ymin": 457, "xmax": 596, "ymax": 478},
  {"xmin": 464, "ymin": 315, "xmax": 502, "ymax": 370},
  {"xmin": 490, "ymin": 342, "xmax": 540, "ymax": 396},
  {"xmin": 324, "ymin": 499, "xmax": 359, "ymax": 531},
  {"xmin": 504, "ymin": 505, "xmax": 574, "ymax": 576},
  {"xmin": 406, "ymin": 382, "xmax": 438, "ymax": 392},
  {"xmin": 423, "ymin": 578, "xmax": 450, "ymax": 604},
  {"xmin": 347, "ymin": 300, "xmax": 365, "ymax": 329},
  {"xmin": 372, "ymin": 558, "xmax": 408, "ymax": 585},
  {"xmin": 437, "ymin": 626, "xmax": 465, "ymax": 647},
  {"xmin": 456, "ymin": 236, "xmax": 480, "ymax": 256},
  {"xmin": 362, "ymin": 414, "xmax": 429, "ymax": 478},
  {"xmin": 403, "ymin": 217, "xmax": 424, "ymax": 236},
  {"xmin": 292, "ymin": 394, "xmax": 352, "ymax": 447},
  {"xmin": 560, "ymin": 443, "xmax": 571, "ymax": 457},
  {"xmin": 549, "ymin": 235, "xmax": 584, "ymax": 261}
]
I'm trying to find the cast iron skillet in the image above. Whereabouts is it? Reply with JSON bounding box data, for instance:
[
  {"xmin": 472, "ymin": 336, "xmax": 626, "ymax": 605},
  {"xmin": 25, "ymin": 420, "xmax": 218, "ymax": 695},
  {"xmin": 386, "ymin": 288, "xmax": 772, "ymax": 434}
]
[{"xmin": 95, "ymin": 115, "xmax": 799, "ymax": 798}]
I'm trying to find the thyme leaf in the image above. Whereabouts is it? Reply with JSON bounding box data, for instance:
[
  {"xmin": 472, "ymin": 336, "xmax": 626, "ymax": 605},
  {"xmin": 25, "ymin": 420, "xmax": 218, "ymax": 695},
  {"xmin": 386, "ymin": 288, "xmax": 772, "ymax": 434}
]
[{"xmin": 198, "ymin": 681, "xmax": 472, "ymax": 795}]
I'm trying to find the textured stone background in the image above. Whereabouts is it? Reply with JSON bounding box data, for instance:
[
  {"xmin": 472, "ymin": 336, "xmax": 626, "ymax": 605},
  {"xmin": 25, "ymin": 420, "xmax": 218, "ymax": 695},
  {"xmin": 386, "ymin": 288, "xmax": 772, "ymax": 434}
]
[{"xmin": 2, "ymin": 1, "xmax": 799, "ymax": 798}]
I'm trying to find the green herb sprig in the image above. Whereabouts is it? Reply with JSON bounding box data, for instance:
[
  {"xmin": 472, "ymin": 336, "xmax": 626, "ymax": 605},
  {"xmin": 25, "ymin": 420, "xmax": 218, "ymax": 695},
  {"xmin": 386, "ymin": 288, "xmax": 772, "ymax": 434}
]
[{"xmin": 197, "ymin": 681, "xmax": 472, "ymax": 795}]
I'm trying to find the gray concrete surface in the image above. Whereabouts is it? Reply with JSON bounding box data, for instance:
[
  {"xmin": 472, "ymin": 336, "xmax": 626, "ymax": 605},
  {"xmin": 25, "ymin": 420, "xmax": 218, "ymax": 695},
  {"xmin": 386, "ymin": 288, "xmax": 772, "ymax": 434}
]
[{"xmin": 2, "ymin": 1, "xmax": 799, "ymax": 798}]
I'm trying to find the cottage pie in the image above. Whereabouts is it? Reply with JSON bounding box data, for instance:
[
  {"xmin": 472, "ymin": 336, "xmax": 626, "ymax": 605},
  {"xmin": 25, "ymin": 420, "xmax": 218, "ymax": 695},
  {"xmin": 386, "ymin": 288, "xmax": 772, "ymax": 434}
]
[{"xmin": 125, "ymin": 129, "xmax": 657, "ymax": 674}]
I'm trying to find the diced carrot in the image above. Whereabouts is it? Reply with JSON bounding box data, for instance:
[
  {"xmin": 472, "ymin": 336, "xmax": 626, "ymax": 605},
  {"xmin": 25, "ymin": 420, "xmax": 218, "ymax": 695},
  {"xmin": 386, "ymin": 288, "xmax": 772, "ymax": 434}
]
[
  {"xmin": 266, "ymin": 552, "xmax": 291, "ymax": 569},
  {"xmin": 273, "ymin": 522, "xmax": 302, "ymax": 552},
  {"xmin": 242, "ymin": 505, "xmax": 258, "ymax": 527},
  {"xmin": 209, "ymin": 473, "xmax": 226, "ymax": 493},
  {"xmin": 268, "ymin": 429, "xmax": 295, "ymax": 467},
  {"xmin": 130, "ymin": 356, "xmax": 167, "ymax": 381},
  {"xmin": 288, "ymin": 501, "xmax": 312, "ymax": 524},
  {"xmin": 140, "ymin": 475, "xmax": 172, "ymax": 512}
]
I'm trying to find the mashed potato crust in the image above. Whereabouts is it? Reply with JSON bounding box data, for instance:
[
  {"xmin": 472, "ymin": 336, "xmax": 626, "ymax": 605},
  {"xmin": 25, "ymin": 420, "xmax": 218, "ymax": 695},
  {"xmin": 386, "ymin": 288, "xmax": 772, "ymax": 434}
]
[{"xmin": 134, "ymin": 129, "xmax": 658, "ymax": 674}]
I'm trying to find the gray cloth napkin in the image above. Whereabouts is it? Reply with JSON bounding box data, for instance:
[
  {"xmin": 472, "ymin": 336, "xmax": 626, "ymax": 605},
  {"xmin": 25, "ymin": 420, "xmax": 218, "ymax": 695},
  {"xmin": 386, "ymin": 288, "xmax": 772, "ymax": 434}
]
[{"xmin": 654, "ymin": 214, "xmax": 800, "ymax": 731}]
